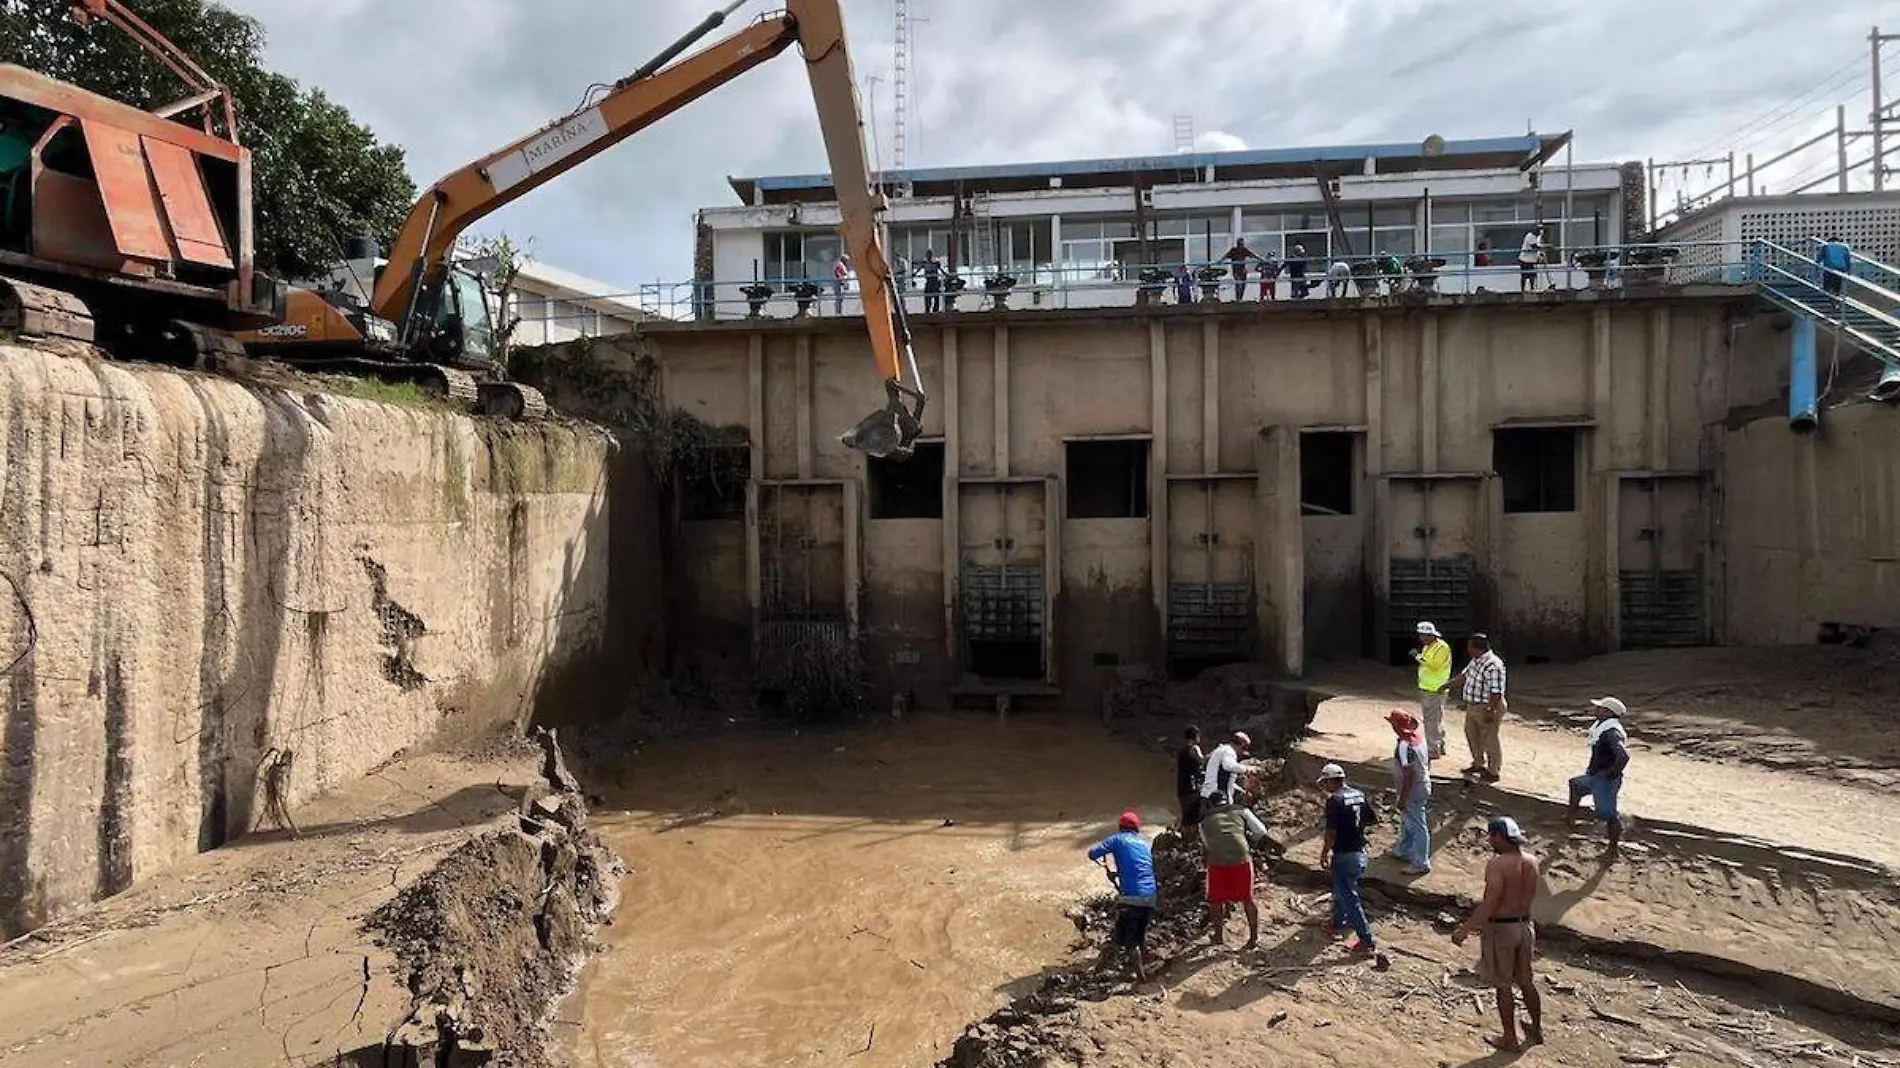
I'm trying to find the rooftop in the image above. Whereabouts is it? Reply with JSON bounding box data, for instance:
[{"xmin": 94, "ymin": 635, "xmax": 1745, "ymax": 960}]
[{"xmin": 727, "ymin": 131, "xmax": 1577, "ymax": 205}]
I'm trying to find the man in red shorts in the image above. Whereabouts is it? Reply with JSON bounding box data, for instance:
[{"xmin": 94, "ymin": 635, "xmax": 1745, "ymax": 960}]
[{"xmin": 1199, "ymin": 798, "xmax": 1259, "ymax": 949}]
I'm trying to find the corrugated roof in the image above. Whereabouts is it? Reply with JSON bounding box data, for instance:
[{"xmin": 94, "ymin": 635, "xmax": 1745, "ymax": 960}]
[{"xmin": 727, "ymin": 132, "xmax": 1572, "ymax": 204}]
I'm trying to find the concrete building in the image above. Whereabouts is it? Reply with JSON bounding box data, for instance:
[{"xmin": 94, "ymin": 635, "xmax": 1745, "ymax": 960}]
[
  {"xmin": 693, "ymin": 133, "xmax": 1644, "ymax": 319},
  {"xmin": 581, "ymin": 277, "xmax": 1854, "ymax": 710},
  {"xmin": 506, "ymin": 259, "xmax": 659, "ymax": 346}
]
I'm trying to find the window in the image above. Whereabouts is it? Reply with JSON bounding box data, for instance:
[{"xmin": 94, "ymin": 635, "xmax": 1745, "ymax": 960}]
[
  {"xmin": 678, "ymin": 443, "xmax": 750, "ymax": 521},
  {"xmin": 1066, "ymin": 439, "xmax": 1149, "ymax": 519},
  {"xmin": 1299, "ymin": 432, "xmax": 1357, "ymax": 516},
  {"xmin": 1494, "ymin": 428, "xmax": 1578, "ymax": 513},
  {"xmin": 867, "ymin": 441, "xmax": 944, "ymax": 519}
]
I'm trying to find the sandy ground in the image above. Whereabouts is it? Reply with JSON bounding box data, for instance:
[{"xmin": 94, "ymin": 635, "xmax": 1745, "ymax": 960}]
[
  {"xmin": 1298, "ymin": 694, "xmax": 1900, "ymax": 875},
  {"xmin": 1310, "ymin": 640, "xmax": 1900, "ymax": 791},
  {"xmin": 0, "ymin": 746, "xmax": 540, "ymax": 1068},
  {"xmin": 563, "ymin": 714, "xmax": 1173, "ymax": 1068}
]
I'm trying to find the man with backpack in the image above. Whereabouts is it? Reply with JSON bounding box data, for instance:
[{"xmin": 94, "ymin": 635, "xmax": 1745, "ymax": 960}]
[{"xmin": 1316, "ymin": 762, "xmax": 1378, "ymax": 954}]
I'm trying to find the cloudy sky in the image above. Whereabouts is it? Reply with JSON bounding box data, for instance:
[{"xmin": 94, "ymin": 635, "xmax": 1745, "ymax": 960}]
[{"xmin": 226, "ymin": 0, "xmax": 1887, "ymax": 292}]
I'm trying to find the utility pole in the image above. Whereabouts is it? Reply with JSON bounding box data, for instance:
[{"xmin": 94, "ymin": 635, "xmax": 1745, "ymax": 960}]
[
  {"xmin": 1874, "ymin": 26, "xmax": 1886, "ymax": 191},
  {"xmin": 892, "ymin": 0, "xmax": 909, "ymax": 169}
]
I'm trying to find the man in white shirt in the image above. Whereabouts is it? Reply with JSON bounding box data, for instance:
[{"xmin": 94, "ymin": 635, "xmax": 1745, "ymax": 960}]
[{"xmin": 1517, "ymin": 226, "xmax": 1546, "ymax": 293}]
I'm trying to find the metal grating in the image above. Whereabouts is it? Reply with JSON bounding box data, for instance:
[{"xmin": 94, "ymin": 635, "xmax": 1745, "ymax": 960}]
[
  {"xmin": 1388, "ymin": 557, "xmax": 1475, "ymax": 638},
  {"xmin": 1619, "ymin": 569, "xmax": 1704, "ymax": 649},
  {"xmin": 1168, "ymin": 582, "xmax": 1253, "ymax": 656},
  {"xmin": 961, "ymin": 564, "xmax": 1044, "ymax": 642}
]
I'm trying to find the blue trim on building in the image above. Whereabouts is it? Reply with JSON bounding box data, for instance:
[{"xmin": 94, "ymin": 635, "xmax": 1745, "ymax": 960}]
[{"xmin": 740, "ymin": 135, "xmax": 1548, "ymax": 193}]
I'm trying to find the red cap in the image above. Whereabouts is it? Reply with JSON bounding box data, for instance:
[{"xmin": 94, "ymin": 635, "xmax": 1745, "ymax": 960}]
[{"xmin": 1118, "ymin": 810, "xmax": 1142, "ymax": 831}]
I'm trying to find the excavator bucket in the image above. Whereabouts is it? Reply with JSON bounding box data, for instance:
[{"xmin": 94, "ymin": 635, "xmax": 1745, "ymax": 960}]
[{"xmin": 840, "ymin": 378, "xmax": 925, "ymax": 461}]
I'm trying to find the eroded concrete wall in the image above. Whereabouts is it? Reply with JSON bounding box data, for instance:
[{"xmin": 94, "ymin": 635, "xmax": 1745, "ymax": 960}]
[
  {"xmin": 1722, "ymin": 404, "xmax": 1900, "ymax": 645},
  {"xmin": 0, "ymin": 346, "xmax": 615, "ymax": 937},
  {"xmin": 556, "ymin": 289, "xmax": 1785, "ymax": 706}
]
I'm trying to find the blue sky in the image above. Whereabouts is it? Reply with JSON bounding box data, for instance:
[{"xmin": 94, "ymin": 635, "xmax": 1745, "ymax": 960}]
[{"xmin": 227, "ymin": 0, "xmax": 1888, "ymax": 292}]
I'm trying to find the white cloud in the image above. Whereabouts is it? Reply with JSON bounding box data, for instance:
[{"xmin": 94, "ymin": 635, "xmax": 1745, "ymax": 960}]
[{"xmin": 223, "ymin": 0, "xmax": 1888, "ymax": 287}]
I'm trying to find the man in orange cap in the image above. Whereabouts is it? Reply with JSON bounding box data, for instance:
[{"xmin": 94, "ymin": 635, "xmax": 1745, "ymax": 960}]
[{"xmin": 1386, "ymin": 708, "xmax": 1433, "ymax": 875}]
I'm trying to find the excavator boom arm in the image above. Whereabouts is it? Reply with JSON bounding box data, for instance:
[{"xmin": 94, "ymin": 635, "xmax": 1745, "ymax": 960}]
[{"xmin": 369, "ymin": 15, "xmax": 800, "ymax": 318}]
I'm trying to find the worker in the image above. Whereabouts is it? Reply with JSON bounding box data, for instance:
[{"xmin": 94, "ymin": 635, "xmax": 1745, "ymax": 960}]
[
  {"xmin": 1200, "ymin": 731, "xmax": 1252, "ymax": 806},
  {"xmin": 1316, "ymin": 763, "xmax": 1377, "ymax": 954},
  {"xmin": 1175, "ymin": 726, "xmax": 1207, "ymax": 831},
  {"xmin": 1517, "ymin": 225, "xmax": 1546, "ymax": 293},
  {"xmin": 1386, "ymin": 709, "xmax": 1432, "ymax": 876},
  {"xmin": 918, "ymin": 249, "xmax": 944, "ymax": 312},
  {"xmin": 1452, "ymin": 816, "xmax": 1544, "ymax": 1053},
  {"xmin": 1219, "ymin": 237, "xmax": 1255, "ymax": 301},
  {"xmin": 1086, "ymin": 810, "xmax": 1160, "ymax": 982},
  {"xmin": 1411, "ymin": 621, "xmax": 1452, "ymax": 759},
  {"xmin": 1199, "ymin": 798, "xmax": 1259, "ymax": 950},
  {"xmin": 1817, "ymin": 235, "xmax": 1852, "ymax": 298},
  {"xmin": 831, "ymin": 252, "xmax": 852, "ymax": 314},
  {"xmin": 1325, "ymin": 258, "xmax": 1352, "ymax": 298},
  {"xmin": 1568, "ymin": 696, "xmax": 1630, "ymax": 857},
  {"xmin": 1451, "ymin": 633, "xmax": 1507, "ymax": 782}
]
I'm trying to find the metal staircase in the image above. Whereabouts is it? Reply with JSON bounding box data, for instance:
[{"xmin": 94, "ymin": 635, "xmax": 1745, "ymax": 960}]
[{"xmin": 1749, "ymin": 240, "xmax": 1900, "ymax": 379}]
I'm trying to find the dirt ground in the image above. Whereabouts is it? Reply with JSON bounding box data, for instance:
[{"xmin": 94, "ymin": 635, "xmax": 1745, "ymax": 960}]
[
  {"xmin": 5, "ymin": 647, "xmax": 1899, "ymax": 1066},
  {"xmin": 1309, "ymin": 637, "xmax": 1900, "ymax": 791},
  {"xmin": 0, "ymin": 742, "xmax": 544, "ymax": 1068}
]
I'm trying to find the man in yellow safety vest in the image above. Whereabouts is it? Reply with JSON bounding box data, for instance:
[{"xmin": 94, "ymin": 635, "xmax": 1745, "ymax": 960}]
[{"xmin": 1412, "ymin": 621, "xmax": 1453, "ymax": 760}]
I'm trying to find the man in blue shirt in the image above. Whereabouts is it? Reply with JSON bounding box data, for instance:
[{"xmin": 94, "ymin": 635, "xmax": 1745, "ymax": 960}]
[
  {"xmin": 1817, "ymin": 236, "xmax": 1853, "ymax": 298},
  {"xmin": 1316, "ymin": 762, "xmax": 1378, "ymax": 953},
  {"xmin": 1087, "ymin": 810, "xmax": 1159, "ymax": 981}
]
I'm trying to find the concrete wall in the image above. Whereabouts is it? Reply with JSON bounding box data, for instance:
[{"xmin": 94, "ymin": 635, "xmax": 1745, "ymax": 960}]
[
  {"xmin": 608, "ymin": 286, "xmax": 1771, "ymax": 707},
  {"xmin": 0, "ymin": 347, "xmax": 616, "ymax": 938},
  {"xmin": 1721, "ymin": 403, "xmax": 1900, "ymax": 645}
]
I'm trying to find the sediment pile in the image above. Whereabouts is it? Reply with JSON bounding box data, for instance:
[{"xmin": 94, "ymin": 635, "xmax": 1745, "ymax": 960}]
[{"xmin": 360, "ymin": 736, "xmax": 623, "ymax": 1067}]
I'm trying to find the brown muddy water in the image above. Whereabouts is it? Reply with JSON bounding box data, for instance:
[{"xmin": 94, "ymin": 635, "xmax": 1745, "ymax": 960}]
[{"xmin": 563, "ymin": 714, "xmax": 1168, "ymax": 1067}]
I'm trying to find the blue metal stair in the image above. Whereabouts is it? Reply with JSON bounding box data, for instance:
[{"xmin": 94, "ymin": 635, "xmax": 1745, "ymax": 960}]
[{"xmin": 1751, "ymin": 241, "xmax": 1900, "ymax": 369}]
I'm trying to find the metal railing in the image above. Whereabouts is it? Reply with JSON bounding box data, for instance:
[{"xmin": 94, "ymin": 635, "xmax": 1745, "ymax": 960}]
[{"xmin": 656, "ymin": 239, "xmax": 1772, "ymax": 321}]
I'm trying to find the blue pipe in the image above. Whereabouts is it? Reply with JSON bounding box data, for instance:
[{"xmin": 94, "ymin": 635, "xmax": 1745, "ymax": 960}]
[{"xmin": 1789, "ymin": 316, "xmax": 1818, "ymax": 432}]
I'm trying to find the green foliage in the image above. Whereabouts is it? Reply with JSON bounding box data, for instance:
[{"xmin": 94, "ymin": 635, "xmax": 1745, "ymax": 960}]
[{"xmin": 0, "ymin": 0, "xmax": 416, "ymax": 279}]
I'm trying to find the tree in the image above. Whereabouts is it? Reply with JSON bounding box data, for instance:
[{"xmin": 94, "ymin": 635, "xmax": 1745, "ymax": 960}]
[{"xmin": 0, "ymin": 0, "xmax": 416, "ymax": 279}]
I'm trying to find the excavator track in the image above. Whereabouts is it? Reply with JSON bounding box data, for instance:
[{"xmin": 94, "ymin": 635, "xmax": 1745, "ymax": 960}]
[
  {"xmin": 159, "ymin": 319, "xmax": 248, "ymax": 372},
  {"xmin": 477, "ymin": 380, "xmax": 550, "ymax": 421},
  {"xmin": 0, "ymin": 275, "xmax": 96, "ymax": 346}
]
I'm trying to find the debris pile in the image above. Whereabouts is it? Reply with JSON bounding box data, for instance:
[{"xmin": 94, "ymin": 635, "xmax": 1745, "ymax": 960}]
[{"xmin": 364, "ymin": 731, "xmax": 624, "ymax": 1067}]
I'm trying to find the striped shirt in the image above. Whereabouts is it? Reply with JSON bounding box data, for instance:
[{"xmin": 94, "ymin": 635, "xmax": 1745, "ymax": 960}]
[{"xmin": 1461, "ymin": 650, "xmax": 1507, "ymax": 705}]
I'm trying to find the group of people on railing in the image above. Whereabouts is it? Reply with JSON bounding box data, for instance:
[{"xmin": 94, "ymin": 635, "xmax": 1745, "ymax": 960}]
[{"xmin": 725, "ymin": 227, "xmax": 1811, "ymax": 318}]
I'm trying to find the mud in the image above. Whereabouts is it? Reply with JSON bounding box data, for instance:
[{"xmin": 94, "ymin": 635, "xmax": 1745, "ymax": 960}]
[
  {"xmin": 363, "ymin": 772, "xmax": 623, "ymax": 1067},
  {"xmin": 941, "ymin": 779, "xmax": 1900, "ymax": 1068}
]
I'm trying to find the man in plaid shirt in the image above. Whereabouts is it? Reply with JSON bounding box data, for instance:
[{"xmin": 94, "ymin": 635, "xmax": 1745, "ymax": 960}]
[{"xmin": 1452, "ymin": 633, "xmax": 1508, "ymax": 782}]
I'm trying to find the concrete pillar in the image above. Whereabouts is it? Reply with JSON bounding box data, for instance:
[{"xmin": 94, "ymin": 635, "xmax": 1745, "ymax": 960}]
[
  {"xmin": 1419, "ymin": 314, "xmax": 1440, "ymax": 473},
  {"xmin": 1362, "ymin": 317, "xmax": 1389, "ymax": 651},
  {"xmin": 993, "ymin": 324, "xmax": 1011, "ymax": 477},
  {"xmin": 795, "ymin": 333, "xmax": 814, "ymax": 481},
  {"xmin": 1149, "ymin": 320, "xmax": 1169, "ymax": 629},
  {"xmin": 1202, "ymin": 318, "xmax": 1220, "ymax": 473},
  {"xmin": 941, "ymin": 327, "xmax": 961, "ymax": 660},
  {"xmin": 1254, "ymin": 426, "xmax": 1304, "ymax": 676},
  {"xmin": 1647, "ymin": 306, "xmax": 1669, "ymax": 471},
  {"xmin": 746, "ymin": 333, "xmax": 765, "ymax": 479}
]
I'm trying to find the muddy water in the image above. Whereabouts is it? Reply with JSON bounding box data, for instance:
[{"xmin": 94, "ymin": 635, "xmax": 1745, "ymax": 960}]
[{"xmin": 565, "ymin": 714, "xmax": 1168, "ymax": 1068}]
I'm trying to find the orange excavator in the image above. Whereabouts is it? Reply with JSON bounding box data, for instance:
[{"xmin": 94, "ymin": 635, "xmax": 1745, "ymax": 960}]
[
  {"xmin": 237, "ymin": 0, "xmax": 928, "ymax": 458},
  {"xmin": 0, "ymin": 0, "xmax": 279, "ymax": 366}
]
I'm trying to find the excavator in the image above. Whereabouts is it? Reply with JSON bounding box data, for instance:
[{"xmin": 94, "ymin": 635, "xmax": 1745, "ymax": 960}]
[
  {"xmin": 0, "ymin": 0, "xmax": 279, "ymax": 367},
  {"xmin": 236, "ymin": 0, "xmax": 928, "ymax": 459}
]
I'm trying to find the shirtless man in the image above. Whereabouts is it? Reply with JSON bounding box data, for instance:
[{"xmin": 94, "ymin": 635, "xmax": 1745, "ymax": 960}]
[{"xmin": 1451, "ymin": 816, "xmax": 1543, "ymax": 1052}]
